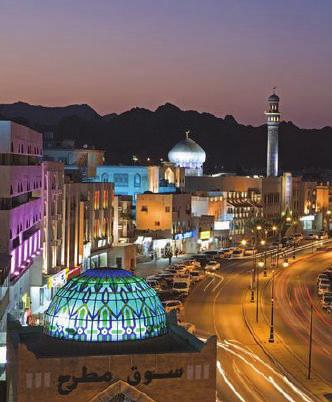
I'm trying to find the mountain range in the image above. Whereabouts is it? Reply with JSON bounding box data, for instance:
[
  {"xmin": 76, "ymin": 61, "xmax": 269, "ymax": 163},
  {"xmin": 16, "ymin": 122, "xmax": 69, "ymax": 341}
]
[{"xmin": 0, "ymin": 101, "xmax": 331, "ymax": 175}]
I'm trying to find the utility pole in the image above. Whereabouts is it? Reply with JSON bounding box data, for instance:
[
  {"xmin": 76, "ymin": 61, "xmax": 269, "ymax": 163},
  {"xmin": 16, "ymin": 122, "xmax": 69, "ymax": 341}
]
[
  {"xmin": 250, "ymin": 268, "xmax": 255, "ymax": 302},
  {"xmin": 268, "ymin": 270, "xmax": 275, "ymax": 343},
  {"xmin": 307, "ymin": 303, "xmax": 313, "ymax": 379},
  {"xmin": 256, "ymin": 258, "xmax": 259, "ymax": 323}
]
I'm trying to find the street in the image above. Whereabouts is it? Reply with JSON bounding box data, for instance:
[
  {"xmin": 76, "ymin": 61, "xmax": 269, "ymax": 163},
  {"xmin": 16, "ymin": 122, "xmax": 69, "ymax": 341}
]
[{"xmin": 183, "ymin": 248, "xmax": 332, "ymax": 401}]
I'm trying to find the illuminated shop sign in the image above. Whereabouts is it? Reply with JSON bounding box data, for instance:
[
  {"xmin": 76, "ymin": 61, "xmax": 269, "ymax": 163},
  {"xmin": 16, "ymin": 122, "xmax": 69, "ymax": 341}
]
[
  {"xmin": 174, "ymin": 231, "xmax": 196, "ymax": 240},
  {"xmin": 48, "ymin": 268, "xmax": 69, "ymax": 289},
  {"xmin": 200, "ymin": 231, "xmax": 211, "ymax": 240},
  {"xmin": 299, "ymin": 215, "xmax": 315, "ymax": 222},
  {"xmin": 214, "ymin": 221, "xmax": 230, "ymax": 230}
]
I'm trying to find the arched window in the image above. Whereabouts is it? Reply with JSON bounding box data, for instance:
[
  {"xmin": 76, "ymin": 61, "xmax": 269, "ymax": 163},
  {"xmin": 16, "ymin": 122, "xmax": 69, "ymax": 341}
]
[
  {"xmin": 101, "ymin": 173, "xmax": 109, "ymax": 182},
  {"xmin": 134, "ymin": 173, "xmax": 141, "ymax": 188}
]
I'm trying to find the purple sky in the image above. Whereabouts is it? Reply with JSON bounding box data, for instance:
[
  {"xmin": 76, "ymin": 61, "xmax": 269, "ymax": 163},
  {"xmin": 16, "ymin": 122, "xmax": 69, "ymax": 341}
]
[{"xmin": 0, "ymin": 0, "xmax": 331, "ymax": 128}]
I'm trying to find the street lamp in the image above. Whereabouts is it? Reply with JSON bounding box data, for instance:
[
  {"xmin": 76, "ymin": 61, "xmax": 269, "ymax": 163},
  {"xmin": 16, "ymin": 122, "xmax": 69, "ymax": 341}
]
[
  {"xmin": 241, "ymin": 239, "xmax": 247, "ymax": 247},
  {"xmin": 250, "ymin": 268, "xmax": 255, "ymax": 302},
  {"xmin": 260, "ymin": 239, "xmax": 267, "ymax": 276},
  {"xmin": 268, "ymin": 270, "xmax": 275, "ymax": 343}
]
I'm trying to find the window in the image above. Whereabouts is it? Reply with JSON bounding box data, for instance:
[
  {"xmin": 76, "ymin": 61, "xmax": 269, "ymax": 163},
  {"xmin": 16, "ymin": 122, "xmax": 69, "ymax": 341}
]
[
  {"xmin": 155, "ymin": 221, "xmax": 160, "ymax": 226},
  {"xmin": 141, "ymin": 205, "xmax": 148, "ymax": 212},
  {"xmin": 114, "ymin": 173, "xmax": 128, "ymax": 187},
  {"xmin": 134, "ymin": 173, "xmax": 141, "ymax": 188},
  {"xmin": 165, "ymin": 206, "xmax": 170, "ymax": 213},
  {"xmin": 101, "ymin": 173, "xmax": 109, "ymax": 182}
]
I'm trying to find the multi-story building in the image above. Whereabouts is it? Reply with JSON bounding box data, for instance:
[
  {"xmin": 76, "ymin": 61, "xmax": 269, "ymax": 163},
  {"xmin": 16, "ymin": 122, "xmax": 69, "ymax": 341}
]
[
  {"xmin": 0, "ymin": 121, "xmax": 43, "ymax": 324},
  {"xmin": 136, "ymin": 193, "xmax": 196, "ymax": 255},
  {"xmin": 93, "ymin": 164, "xmax": 185, "ymax": 203},
  {"xmin": 43, "ymin": 137, "xmax": 105, "ymax": 179},
  {"xmin": 41, "ymin": 161, "xmax": 65, "ymax": 275},
  {"xmin": 62, "ymin": 182, "xmax": 114, "ymax": 271}
]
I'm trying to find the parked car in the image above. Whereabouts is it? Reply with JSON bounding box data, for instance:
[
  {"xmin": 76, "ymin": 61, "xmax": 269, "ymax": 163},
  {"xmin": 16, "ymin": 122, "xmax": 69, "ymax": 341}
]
[
  {"xmin": 317, "ymin": 273, "xmax": 330, "ymax": 284},
  {"xmin": 172, "ymin": 281, "xmax": 190, "ymax": 295},
  {"xmin": 318, "ymin": 282, "xmax": 332, "ymax": 296},
  {"xmin": 318, "ymin": 231, "xmax": 328, "ymax": 240},
  {"xmin": 270, "ymin": 242, "xmax": 283, "ymax": 249},
  {"xmin": 205, "ymin": 261, "xmax": 221, "ymax": 272},
  {"xmin": 183, "ymin": 259, "xmax": 201, "ymax": 268},
  {"xmin": 321, "ymin": 293, "xmax": 332, "ymax": 309},
  {"xmin": 244, "ymin": 247, "xmax": 257, "ymax": 256},
  {"xmin": 146, "ymin": 279, "xmax": 162, "ymax": 292},
  {"xmin": 304, "ymin": 233, "xmax": 319, "ymax": 240},
  {"xmin": 190, "ymin": 270, "xmax": 205, "ymax": 282},
  {"xmin": 204, "ymin": 250, "xmax": 220, "ymax": 257},
  {"xmin": 232, "ymin": 249, "xmax": 244, "ymax": 258},
  {"xmin": 178, "ymin": 321, "xmax": 196, "ymax": 334},
  {"xmin": 317, "ymin": 278, "xmax": 331, "ymax": 287},
  {"xmin": 293, "ymin": 233, "xmax": 303, "ymax": 242},
  {"xmin": 221, "ymin": 248, "xmax": 235, "ymax": 258},
  {"xmin": 162, "ymin": 300, "xmax": 184, "ymax": 313}
]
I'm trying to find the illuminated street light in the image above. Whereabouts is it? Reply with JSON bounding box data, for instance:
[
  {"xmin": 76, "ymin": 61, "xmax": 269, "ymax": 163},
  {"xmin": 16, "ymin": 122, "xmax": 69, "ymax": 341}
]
[
  {"xmin": 260, "ymin": 239, "xmax": 266, "ymax": 246},
  {"xmin": 256, "ymin": 225, "xmax": 262, "ymax": 231},
  {"xmin": 272, "ymin": 225, "xmax": 277, "ymax": 231},
  {"xmin": 258, "ymin": 260, "xmax": 264, "ymax": 268},
  {"xmin": 286, "ymin": 216, "xmax": 291, "ymax": 222},
  {"xmin": 268, "ymin": 270, "xmax": 275, "ymax": 343},
  {"xmin": 241, "ymin": 239, "xmax": 247, "ymax": 246},
  {"xmin": 282, "ymin": 261, "xmax": 289, "ymax": 268}
]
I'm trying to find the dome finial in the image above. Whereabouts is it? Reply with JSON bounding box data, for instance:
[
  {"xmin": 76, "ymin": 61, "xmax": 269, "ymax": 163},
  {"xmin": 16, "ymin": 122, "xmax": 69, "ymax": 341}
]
[
  {"xmin": 185, "ymin": 129, "xmax": 190, "ymax": 139},
  {"xmin": 273, "ymin": 86, "xmax": 277, "ymax": 94}
]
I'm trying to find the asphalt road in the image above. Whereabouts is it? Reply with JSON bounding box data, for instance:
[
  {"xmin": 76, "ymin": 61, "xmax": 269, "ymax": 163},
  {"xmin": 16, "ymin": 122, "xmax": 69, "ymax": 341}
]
[
  {"xmin": 183, "ymin": 250, "xmax": 330, "ymax": 402},
  {"xmin": 261, "ymin": 250, "xmax": 332, "ymax": 386}
]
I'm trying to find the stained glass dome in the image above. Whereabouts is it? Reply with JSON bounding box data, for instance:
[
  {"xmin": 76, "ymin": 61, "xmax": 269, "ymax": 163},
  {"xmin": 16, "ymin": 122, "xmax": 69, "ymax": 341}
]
[{"xmin": 44, "ymin": 268, "xmax": 168, "ymax": 342}]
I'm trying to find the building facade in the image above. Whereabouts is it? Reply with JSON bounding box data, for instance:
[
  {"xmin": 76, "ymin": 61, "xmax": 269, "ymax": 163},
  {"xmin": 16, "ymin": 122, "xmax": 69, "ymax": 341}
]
[
  {"xmin": 94, "ymin": 164, "xmax": 184, "ymax": 203},
  {"xmin": 136, "ymin": 193, "xmax": 196, "ymax": 255},
  {"xmin": 0, "ymin": 121, "xmax": 43, "ymax": 327}
]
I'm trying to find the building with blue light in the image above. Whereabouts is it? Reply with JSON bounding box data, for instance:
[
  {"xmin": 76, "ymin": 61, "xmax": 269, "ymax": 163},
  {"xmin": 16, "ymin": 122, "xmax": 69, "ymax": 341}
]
[
  {"xmin": 7, "ymin": 268, "xmax": 216, "ymax": 402},
  {"xmin": 93, "ymin": 164, "xmax": 185, "ymax": 203}
]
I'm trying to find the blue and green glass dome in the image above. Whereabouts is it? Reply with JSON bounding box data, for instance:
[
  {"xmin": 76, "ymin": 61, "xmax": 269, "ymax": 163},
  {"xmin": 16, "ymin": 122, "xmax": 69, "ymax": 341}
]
[{"xmin": 44, "ymin": 268, "xmax": 168, "ymax": 342}]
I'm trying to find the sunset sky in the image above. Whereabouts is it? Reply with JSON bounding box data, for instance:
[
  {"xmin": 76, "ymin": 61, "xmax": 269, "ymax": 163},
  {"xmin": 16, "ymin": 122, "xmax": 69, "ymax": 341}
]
[{"xmin": 1, "ymin": 0, "xmax": 331, "ymax": 128}]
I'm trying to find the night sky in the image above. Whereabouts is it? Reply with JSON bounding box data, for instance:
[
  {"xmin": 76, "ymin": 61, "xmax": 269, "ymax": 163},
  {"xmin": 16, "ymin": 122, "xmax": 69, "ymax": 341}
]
[{"xmin": 1, "ymin": 0, "xmax": 331, "ymax": 128}]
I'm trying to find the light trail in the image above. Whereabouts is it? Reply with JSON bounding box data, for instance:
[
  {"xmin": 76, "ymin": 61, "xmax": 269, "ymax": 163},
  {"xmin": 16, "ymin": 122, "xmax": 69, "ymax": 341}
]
[
  {"xmin": 217, "ymin": 360, "xmax": 246, "ymax": 402},
  {"xmin": 223, "ymin": 340, "xmax": 313, "ymax": 402}
]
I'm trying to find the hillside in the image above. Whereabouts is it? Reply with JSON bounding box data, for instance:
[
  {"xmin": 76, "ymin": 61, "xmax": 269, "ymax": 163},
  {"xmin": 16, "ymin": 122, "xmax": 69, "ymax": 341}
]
[{"xmin": 0, "ymin": 101, "xmax": 331, "ymax": 174}]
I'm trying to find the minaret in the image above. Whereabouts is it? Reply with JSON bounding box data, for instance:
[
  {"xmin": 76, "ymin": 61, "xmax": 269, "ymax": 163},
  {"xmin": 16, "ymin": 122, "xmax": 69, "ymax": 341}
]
[{"xmin": 265, "ymin": 90, "xmax": 280, "ymax": 177}]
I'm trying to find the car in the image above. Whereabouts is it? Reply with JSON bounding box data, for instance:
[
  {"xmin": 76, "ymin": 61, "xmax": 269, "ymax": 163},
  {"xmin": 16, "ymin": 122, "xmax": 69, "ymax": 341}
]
[
  {"xmin": 221, "ymin": 248, "xmax": 235, "ymax": 258},
  {"xmin": 172, "ymin": 279, "xmax": 190, "ymax": 295},
  {"xmin": 178, "ymin": 321, "xmax": 196, "ymax": 334},
  {"xmin": 146, "ymin": 279, "xmax": 162, "ymax": 292},
  {"xmin": 304, "ymin": 233, "xmax": 319, "ymax": 240},
  {"xmin": 205, "ymin": 261, "xmax": 221, "ymax": 272},
  {"xmin": 318, "ymin": 282, "xmax": 332, "ymax": 296},
  {"xmin": 190, "ymin": 270, "xmax": 205, "ymax": 282},
  {"xmin": 321, "ymin": 293, "xmax": 332, "ymax": 309},
  {"xmin": 203, "ymin": 250, "xmax": 220, "ymax": 257},
  {"xmin": 232, "ymin": 249, "xmax": 244, "ymax": 258},
  {"xmin": 270, "ymin": 242, "xmax": 283, "ymax": 249},
  {"xmin": 162, "ymin": 300, "xmax": 184, "ymax": 313},
  {"xmin": 282, "ymin": 237, "xmax": 293, "ymax": 246},
  {"xmin": 183, "ymin": 259, "xmax": 201, "ymax": 268},
  {"xmin": 244, "ymin": 247, "xmax": 257, "ymax": 256},
  {"xmin": 318, "ymin": 278, "xmax": 331, "ymax": 287},
  {"xmin": 318, "ymin": 231, "xmax": 328, "ymax": 240},
  {"xmin": 293, "ymin": 233, "xmax": 304, "ymax": 242},
  {"xmin": 317, "ymin": 273, "xmax": 330, "ymax": 284}
]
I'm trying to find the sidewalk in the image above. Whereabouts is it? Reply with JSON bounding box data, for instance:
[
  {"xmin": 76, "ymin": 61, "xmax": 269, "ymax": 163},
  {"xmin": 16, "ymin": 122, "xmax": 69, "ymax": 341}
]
[{"xmin": 241, "ymin": 253, "xmax": 331, "ymax": 400}]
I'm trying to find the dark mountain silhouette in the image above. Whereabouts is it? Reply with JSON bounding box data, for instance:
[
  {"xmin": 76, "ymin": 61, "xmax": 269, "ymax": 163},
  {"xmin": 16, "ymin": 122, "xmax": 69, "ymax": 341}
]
[{"xmin": 0, "ymin": 101, "xmax": 331, "ymax": 174}]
